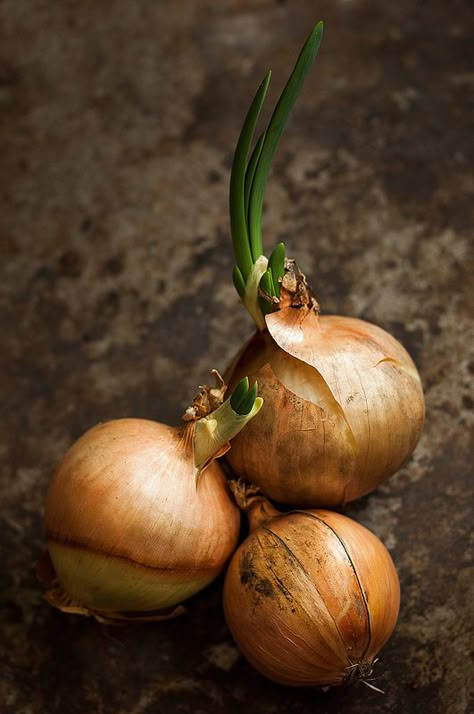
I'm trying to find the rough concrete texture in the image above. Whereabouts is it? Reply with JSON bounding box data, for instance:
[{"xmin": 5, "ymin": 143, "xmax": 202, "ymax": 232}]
[{"xmin": 1, "ymin": 1, "xmax": 472, "ymax": 712}]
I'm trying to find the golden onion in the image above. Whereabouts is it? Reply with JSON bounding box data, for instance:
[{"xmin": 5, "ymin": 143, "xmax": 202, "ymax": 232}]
[
  {"xmin": 227, "ymin": 24, "xmax": 424, "ymax": 506},
  {"xmin": 226, "ymin": 295, "xmax": 424, "ymax": 506},
  {"xmin": 223, "ymin": 490, "xmax": 400, "ymax": 688},
  {"xmin": 41, "ymin": 374, "xmax": 262, "ymax": 622}
]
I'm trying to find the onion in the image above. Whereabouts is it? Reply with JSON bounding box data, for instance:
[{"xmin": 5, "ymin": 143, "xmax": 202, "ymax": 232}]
[
  {"xmin": 226, "ymin": 23, "xmax": 424, "ymax": 506},
  {"xmin": 226, "ymin": 283, "xmax": 424, "ymax": 506},
  {"xmin": 40, "ymin": 373, "xmax": 262, "ymax": 623},
  {"xmin": 223, "ymin": 487, "xmax": 400, "ymax": 688}
]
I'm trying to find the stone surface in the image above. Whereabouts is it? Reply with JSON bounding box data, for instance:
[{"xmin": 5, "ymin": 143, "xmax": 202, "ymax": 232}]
[{"xmin": 1, "ymin": 1, "xmax": 472, "ymax": 712}]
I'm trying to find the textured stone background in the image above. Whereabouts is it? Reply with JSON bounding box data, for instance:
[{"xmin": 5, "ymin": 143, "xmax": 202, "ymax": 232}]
[{"xmin": 1, "ymin": 1, "xmax": 473, "ymax": 712}]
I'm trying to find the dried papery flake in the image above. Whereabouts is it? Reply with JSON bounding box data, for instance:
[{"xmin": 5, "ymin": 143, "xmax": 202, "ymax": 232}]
[
  {"xmin": 182, "ymin": 369, "xmax": 227, "ymax": 421},
  {"xmin": 278, "ymin": 257, "xmax": 319, "ymax": 312}
]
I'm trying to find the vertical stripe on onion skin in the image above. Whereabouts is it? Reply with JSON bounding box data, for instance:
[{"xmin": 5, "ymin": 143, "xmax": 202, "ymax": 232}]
[
  {"xmin": 223, "ymin": 491, "xmax": 400, "ymax": 688},
  {"xmin": 42, "ymin": 375, "xmax": 262, "ymax": 622}
]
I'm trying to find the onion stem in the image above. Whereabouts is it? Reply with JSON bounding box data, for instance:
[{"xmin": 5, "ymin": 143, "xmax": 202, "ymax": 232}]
[
  {"xmin": 193, "ymin": 378, "xmax": 263, "ymax": 472},
  {"xmin": 243, "ymin": 256, "xmax": 268, "ymax": 330}
]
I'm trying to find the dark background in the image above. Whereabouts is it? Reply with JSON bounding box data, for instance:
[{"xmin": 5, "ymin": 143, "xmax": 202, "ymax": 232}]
[{"xmin": 1, "ymin": 1, "xmax": 472, "ymax": 712}]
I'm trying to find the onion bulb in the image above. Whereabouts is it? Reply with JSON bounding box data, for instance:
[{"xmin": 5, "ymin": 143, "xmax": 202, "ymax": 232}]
[
  {"xmin": 226, "ymin": 286, "xmax": 424, "ymax": 506},
  {"xmin": 41, "ymin": 373, "xmax": 262, "ymax": 623},
  {"xmin": 223, "ymin": 486, "xmax": 400, "ymax": 688},
  {"xmin": 226, "ymin": 22, "xmax": 424, "ymax": 506}
]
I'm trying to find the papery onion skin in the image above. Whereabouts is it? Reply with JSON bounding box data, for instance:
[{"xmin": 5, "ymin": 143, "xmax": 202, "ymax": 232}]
[
  {"xmin": 45, "ymin": 418, "xmax": 240, "ymax": 617},
  {"xmin": 223, "ymin": 508, "xmax": 400, "ymax": 688},
  {"xmin": 226, "ymin": 309, "xmax": 425, "ymax": 507}
]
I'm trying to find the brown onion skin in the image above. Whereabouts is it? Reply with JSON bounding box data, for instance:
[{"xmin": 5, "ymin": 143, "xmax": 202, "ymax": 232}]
[
  {"xmin": 223, "ymin": 508, "xmax": 400, "ymax": 688},
  {"xmin": 45, "ymin": 418, "xmax": 240, "ymax": 616},
  {"xmin": 226, "ymin": 309, "xmax": 425, "ymax": 507}
]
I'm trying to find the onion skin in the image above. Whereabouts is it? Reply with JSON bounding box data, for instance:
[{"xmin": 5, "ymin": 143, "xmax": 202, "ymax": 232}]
[
  {"xmin": 45, "ymin": 418, "xmax": 240, "ymax": 617},
  {"xmin": 226, "ymin": 308, "xmax": 425, "ymax": 506},
  {"xmin": 223, "ymin": 507, "xmax": 400, "ymax": 688}
]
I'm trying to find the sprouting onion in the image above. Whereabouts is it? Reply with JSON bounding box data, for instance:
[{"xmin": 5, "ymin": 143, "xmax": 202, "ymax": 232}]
[
  {"xmin": 40, "ymin": 373, "xmax": 262, "ymax": 623},
  {"xmin": 226, "ymin": 21, "xmax": 425, "ymax": 507}
]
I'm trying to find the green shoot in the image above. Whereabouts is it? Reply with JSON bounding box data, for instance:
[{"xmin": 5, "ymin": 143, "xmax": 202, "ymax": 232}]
[
  {"xmin": 229, "ymin": 21, "xmax": 324, "ymax": 329},
  {"xmin": 230, "ymin": 376, "xmax": 250, "ymax": 412},
  {"xmin": 268, "ymin": 242, "xmax": 285, "ymax": 297},
  {"xmin": 194, "ymin": 377, "xmax": 263, "ymax": 473},
  {"xmin": 260, "ymin": 269, "xmax": 276, "ymax": 298},
  {"xmin": 230, "ymin": 72, "xmax": 271, "ymax": 281},
  {"xmin": 230, "ymin": 377, "xmax": 259, "ymax": 416},
  {"xmin": 247, "ymin": 22, "xmax": 323, "ymax": 256},
  {"xmin": 244, "ymin": 131, "xmax": 266, "ymax": 241},
  {"xmin": 236, "ymin": 380, "xmax": 258, "ymax": 416},
  {"xmin": 232, "ymin": 265, "xmax": 246, "ymax": 299},
  {"xmin": 258, "ymin": 268, "xmax": 276, "ymax": 316}
]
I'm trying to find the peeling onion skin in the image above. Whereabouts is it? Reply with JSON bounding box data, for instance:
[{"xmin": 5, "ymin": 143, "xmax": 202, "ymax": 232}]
[
  {"xmin": 45, "ymin": 418, "xmax": 240, "ymax": 618},
  {"xmin": 223, "ymin": 507, "xmax": 400, "ymax": 688},
  {"xmin": 226, "ymin": 308, "xmax": 425, "ymax": 507}
]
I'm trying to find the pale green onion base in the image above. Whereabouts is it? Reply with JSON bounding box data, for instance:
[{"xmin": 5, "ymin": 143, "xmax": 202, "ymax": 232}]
[{"xmin": 48, "ymin": 541, "xmax": 215, "ymax": 613}]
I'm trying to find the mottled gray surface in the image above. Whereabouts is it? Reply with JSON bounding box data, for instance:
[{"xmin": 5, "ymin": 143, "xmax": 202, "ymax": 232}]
[{"xmin": 1, "ymin": 1, "xmax": 473, "ymax": 712}]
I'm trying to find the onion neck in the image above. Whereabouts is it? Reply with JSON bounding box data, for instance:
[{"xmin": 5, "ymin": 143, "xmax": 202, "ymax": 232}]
[
  {"xmin": 246, "ymin": 497, "xmax": 281, "ymax": 532},
  {"xmin": 246, "ymin": 256, "xmax": 320, "ymax": 332},
  {"xmin": 242, "ymin": 255, "xmax": 269, "ymax": 331},
  {"xmin": 180, "ymin": 372, "xmax": 263, "ymax": 476},
  {"xmin": 229, "ymin": 481, "xmax": 281, "ymax": 532},
  {"xmin": 193, "ymin": 396, "xmax": 263, "ymax": 474}
]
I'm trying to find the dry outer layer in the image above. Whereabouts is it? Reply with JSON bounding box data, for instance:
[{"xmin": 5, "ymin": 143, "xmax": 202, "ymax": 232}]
[{"xmin": 1, "ymin": 1, "xmax": 473, "ymax": 713}]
